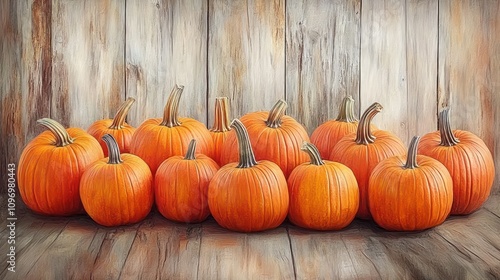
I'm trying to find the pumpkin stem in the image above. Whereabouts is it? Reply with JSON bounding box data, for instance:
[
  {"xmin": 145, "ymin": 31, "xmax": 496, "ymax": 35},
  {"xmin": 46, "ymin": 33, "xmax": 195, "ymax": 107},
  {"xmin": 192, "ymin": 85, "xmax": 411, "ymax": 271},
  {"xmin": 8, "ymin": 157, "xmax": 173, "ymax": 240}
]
[
  {"xmin": 231, "ymin": 118, "xmax": 258, "ymax": 168},
  {"xmin": 102, "ymin": 134, "xmax": 124, "ymax": 164},
  {"xmin": 301, "ymin": 142, "xmax": 325, "ymax": 166},
  {"xmin": 109, "ymin": 97, "xmax": 135, "ymax": 129},
  {"xmin": 37, "ymin": 118, "xmax": 74, "ymax": 147},
  {"xmin": 336, "ymin": 96, "xmax": 358, "ymax": 123},
  {"xmin": 439, "ymin": 108, "xmax": 460, "ymax": 146},
  {"xmin": 404, "ymin": 136, "xmax": 420, "ymax": 169},
  {"xmin": 210, "ymin": 97, "xmax": 231, "ymax": 132},
  {"xmin": 184, "ymin": 139, "xmax": 197, "ymax": 160},
  {"xmin": 160, "ymin": 84, "xmax": 184, "ymax": 127},
  {"xmin": 355, "ymin": 102, "xmax": 383, "ymax": 145},
  {"xmin": 265, "ymin": 99, "xmax": 288, "ymax": 128}
]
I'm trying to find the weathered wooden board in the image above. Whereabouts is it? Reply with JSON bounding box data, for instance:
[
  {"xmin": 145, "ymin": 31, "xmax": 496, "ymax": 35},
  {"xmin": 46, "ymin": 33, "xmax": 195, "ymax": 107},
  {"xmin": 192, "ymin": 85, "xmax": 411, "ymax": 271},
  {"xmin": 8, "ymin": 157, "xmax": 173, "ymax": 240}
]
[
  {"xmin": 197, "ymin": 219, "xmax": 295, "ymax": 279},
  {"xmin": 51, "ymin": 0, "xmax": 125, "ymax": 129},
  {"xmin": 207, "ymin": 0, "xmax": 285, "ymax": 124},
  {"xmin": 285, "ymin": 0, "xmax": 361, "ymax": 133},
  {"xmin": 438, "ymin": 0, "xmax": 500, "ymax": 191},
  {"xmin": 126, "ymin": 0, "xmax": 208, "ymax": 126}
]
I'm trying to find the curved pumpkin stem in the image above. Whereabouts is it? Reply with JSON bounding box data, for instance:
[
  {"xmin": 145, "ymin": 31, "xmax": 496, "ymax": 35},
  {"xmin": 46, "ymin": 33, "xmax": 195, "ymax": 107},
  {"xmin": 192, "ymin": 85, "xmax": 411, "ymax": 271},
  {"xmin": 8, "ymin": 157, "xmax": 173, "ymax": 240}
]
[
  {"xmin": 301, "ymin": 142, "xmax": 324, "ymax": 166},
  {"xmin": 184, "ymin": 139, "xmax": 197, "ymax": 160},
  {"xmin": 210, "ymin": 97, "xmax": 231, "ymax": 132},
  {"xmin": 160, "ymin": 84, "xmax": 184, "ymax": 127},
  {"xmin": 439, "ymin": 108, "xmax": 460, "ymax": 147},
  {"xmin": 231, "ymin": 119, "xmax": 257, "ymax": 168},
  {"xmin": 37, "ymin": 118, "xmax": 74, "ymax": 147},
  {"xmin": 404, "ymin": 136, "xmax": 420, "ymax": 169},
  {"xmin": 102, "ymin": 134, "xmax": 124, "ymax": 164},
  {"xmin": 109, "ymin": 97, "xmax": 135, "ymax": 129},
  {"xmin": 355, "ymin": 102, "xmax": 383, "ymax": 145},
  {"xmin": 265, "ymin": 99, "xmax": 288, "ymax": 128},
  {"xmin": 336, "ymin": 96, "xmax": 358, "ymax": 123}
]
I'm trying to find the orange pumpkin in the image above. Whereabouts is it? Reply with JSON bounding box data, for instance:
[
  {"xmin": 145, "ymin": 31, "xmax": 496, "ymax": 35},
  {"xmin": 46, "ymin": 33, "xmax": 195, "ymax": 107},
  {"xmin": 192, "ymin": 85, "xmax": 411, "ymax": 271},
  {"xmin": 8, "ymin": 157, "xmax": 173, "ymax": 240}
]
[
  {"xmin": 18, "ymin": 118, "xmax": 104, "ymax": 216},
  {"xmin": 130, "ymin": 85, "xmax": 214, "ymax": 174},
  {"xmin": 418, "ymin": 108, "xmax": 495, "ymax": 215},
  {"xmin": 209, "ymin": 97, "xmax": 234, "ymax": 166},
  {"xmin": 87, "ymin": 97, "xmax": 136, "ymax": 156},
  {"xmin": 288, "ymin": 142, "xmax": 359, "ymax": 230},
  {"xmin": 311, "ymin": 96, "xmax": 359, "ymax": 159},
  {"xmin": 80, "ymin": 134, "xmax": 153, "ymax": 226},
  {"xmin": 208, "ymin": 119, "xmax": 289, "ymax": 232},
  {"xmin": 219, "ymin": 99, "xmax": 310, "ymax": 178},
  {"xmin": 369, "ymin": 136, "xmax": 453, "ymax": 231},
  {"xmin": 155, "ymin": 139, "xmax": 219, "ymax": 223},
  {"xmin": 330, "ymin": 103, "xmax": 406, "ymax": 220}
]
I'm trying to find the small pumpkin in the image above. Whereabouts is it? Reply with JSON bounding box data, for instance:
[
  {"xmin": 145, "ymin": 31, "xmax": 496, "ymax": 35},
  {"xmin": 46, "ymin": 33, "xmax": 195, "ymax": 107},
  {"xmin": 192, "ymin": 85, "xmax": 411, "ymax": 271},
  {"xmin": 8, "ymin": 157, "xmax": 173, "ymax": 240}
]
[
  {"xmin": 369, "ymin": 136, "xmax": 453, "ymax": 231},
  {"xmin": 311, "ymin": 96, "xmax": 359, "ymax": 159},
  {"xmin": 87, "ymin": 97, "xmax": 136, "ymax": 156},
  {"xmin": 220, "ymin": 99, "xmax": 310, "ymax": 178},
  {"xmin": 418, "ymin": 108, "xmax": 495, "ymax": 215},
  {"xmin": 130, "ymin": 85, "xmax": 214, "ymax": 174},
  {"xmin": 330, "ymin": 102, "xmax": 406, "ymax": 220},
  {"xmin": 80, "ymin": 134, "xmax": 154, "ymax": 227},
  {"xmin": 209, "ymin": 97, "xmax": 234, "ymax": 166},
  {"xmin": 18, "ymin": 118, "xmax": 104, "ymax": 216},
  {"xmin": 288, "ymin": 142, "xmax": 359, "ymax": 231},
  {"xmin": 155, "ymin": 139, "xmax": 220, "ymax": 223},
  {"xmin": 208, "ymin": 119, "xmax": 289, "ymax": 232}
]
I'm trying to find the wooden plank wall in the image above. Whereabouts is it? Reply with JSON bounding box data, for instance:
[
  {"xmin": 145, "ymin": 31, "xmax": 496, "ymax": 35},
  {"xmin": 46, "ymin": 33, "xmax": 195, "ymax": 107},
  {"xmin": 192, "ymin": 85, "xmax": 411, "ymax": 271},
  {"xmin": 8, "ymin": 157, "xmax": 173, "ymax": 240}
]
[{"xmin": 1, "ymin": 0, "xmax": 499, "ymax": 198}]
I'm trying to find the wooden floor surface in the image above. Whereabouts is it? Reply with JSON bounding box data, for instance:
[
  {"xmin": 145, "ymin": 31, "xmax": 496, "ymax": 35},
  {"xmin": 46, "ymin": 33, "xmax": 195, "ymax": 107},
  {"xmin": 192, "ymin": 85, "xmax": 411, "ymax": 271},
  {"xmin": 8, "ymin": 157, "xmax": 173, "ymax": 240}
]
[{"xmin": 1, "ymin": 194, "xmax": 499, "ymax": 280}]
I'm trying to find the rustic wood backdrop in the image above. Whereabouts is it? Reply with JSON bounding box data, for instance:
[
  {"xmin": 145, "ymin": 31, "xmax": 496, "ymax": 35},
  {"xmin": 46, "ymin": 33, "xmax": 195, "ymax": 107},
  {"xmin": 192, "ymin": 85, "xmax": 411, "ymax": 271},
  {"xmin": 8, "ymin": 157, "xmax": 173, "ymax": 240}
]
[{"xmin": 1, "ymin": 0, "xmax": 499, "ymax": 198}]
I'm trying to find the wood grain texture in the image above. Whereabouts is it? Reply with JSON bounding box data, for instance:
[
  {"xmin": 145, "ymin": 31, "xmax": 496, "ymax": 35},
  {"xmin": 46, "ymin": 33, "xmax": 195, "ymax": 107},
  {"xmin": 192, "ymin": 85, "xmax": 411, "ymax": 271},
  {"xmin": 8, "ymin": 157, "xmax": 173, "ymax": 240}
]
[
  {"xmin": 286, "ymin": 0, "xmax": 361, "ymax": 134},
  {"xmin": 51, "ymin": 0, "xmax": 125, "ymax": 128},
  {"xmin": 360, "ymin": 0, "xmax": 408, "ymax": 143},
  {"xmin": 438, "ymin": 0, "xmax": 500, "ymax": 192},
  {"xmin": 208, "ymin": 0, "xmax": 285, "ymax": 124},
  {"xmin": 197, "ymin": 219, "xmax": 295, "ymax": 279},
  {"xmin": 126, "ymin": 0, "xmax": 208, "ymax": 126}
]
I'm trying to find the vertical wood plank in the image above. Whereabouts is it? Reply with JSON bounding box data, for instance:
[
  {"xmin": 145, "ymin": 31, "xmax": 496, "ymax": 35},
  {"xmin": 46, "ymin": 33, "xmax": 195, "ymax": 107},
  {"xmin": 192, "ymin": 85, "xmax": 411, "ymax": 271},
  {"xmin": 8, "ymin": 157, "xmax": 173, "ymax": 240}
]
[
  {"xmin": 126, "ymin": 0, "xmax": 208, "ymax": 126},
  {"xmin": 208, "ymin": 0, "xmax": 285, "ymax": 123},
  {"xmin": 360, "ymin": 0, "xmax": 408, "ymax": 142},
  {"xmin": 51, "ymin": 0, "xmax": 125, "ymax": 128},
  {"xmin": 286, "ymin": 0, "xmax": 361, "ymax": 133},
  {"xmin": 438, "ymin": 0, "xmax": 500, "ymax": 192}
]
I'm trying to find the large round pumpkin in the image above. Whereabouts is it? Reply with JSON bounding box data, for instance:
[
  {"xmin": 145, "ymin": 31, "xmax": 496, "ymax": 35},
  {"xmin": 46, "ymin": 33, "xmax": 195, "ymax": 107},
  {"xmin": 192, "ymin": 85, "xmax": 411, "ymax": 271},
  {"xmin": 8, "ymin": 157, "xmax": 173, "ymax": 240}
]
[
  {"xmin": 369, "ymin": 136, "xmax": 453, "ymax": 231},
  {"xmin": 209, "ymin": 97, "xmax": 234, "ymax": 166},
  {"xmin": 155, "ymin": 139, "xmax": 220, "ymax": 223},
  {"xmin": 130, "ymin": 85, "xmax": 214, "ymax": 174},
  {"xmin": 208, "ymin": 119, "xmax": 289, "ymax": 232},
  {"xmin": 87, "ymin": 97, "xmax": 136, "ymax": 156},
  {"xmin": 18, "ymin": 118, "xmax": 104, "ymax": 216},
  {"xmin": 219, "ymin": 99, "xmax": 310, "ymax": 178},
  {"xmin": 418, "ymin": 108, "xmax": 495, "ymax": 215},
  {"xmin": 80, "ymin": 134, "xmax": 154, "ymax": 227},
  {"xmin": 288, "ymin": 142, "xmax": 359, "ymax": 231},
  {"xmin": 329, "ymin": 102, "xmax": 406, "ymax": 220}
]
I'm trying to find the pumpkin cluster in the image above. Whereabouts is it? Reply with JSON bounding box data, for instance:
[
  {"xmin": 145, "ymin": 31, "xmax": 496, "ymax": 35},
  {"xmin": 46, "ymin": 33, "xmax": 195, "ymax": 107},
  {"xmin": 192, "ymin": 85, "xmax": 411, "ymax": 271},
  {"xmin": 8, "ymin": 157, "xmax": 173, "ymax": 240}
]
[{"xmin": 17, "ymin": 87, "xmax": 495, "ymax": 232}]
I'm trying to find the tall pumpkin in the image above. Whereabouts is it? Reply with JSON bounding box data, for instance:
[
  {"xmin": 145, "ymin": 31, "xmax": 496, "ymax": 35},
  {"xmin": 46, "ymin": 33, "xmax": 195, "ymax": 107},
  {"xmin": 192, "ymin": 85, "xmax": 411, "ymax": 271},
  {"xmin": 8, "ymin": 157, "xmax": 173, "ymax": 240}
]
[
  {"xmin": 208, "ymin": 119, "xmax": 289, "ymax": 232},
  {"xmin": 311, "ymin": 96, "xmax": 359, "ymax": 159},
  {"xmin": 87, "ymin": 97, "xmax": 136, "ymax": 156},
  {"xmin": 155, "ymin": 139, "xmax": 220, "ymax": 223},
  {"xmin": 219, "ymin": 99, "xmax": 310, "ymax": 178},
  {"xmin": 18, "ymin": 118, "xmax": 104, "ymax": 216},
  {"xmin": 418, "ymin": 108, "xmax": 495, "ymax": 215},
  {"xmin": 209, "ymin": 97, "xmax": 234, "ymax": 166},
  {"xmin": 80, "ymin": 134, "xmax": 154, "ymax": 227},
  {"xmin": 288, "ymin": 142, "xmax": 359, "ymax": 231},
  {"xmin": 369, "ymin": 136, "xmax": 453, "ymax": 231},
  {"xmin": 330, "ymin": 102, "xmax": 406, "ymax": 220},
  {"xmin": 130, "ymin": 85, "xmax": 214, "ymax": 174}
]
